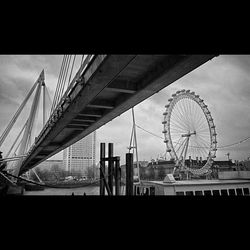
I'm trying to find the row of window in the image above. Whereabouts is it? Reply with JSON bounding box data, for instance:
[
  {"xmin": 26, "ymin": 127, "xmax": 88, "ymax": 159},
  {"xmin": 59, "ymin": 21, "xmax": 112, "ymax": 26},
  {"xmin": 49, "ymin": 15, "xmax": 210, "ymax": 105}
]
[
  {"xmin": 176, "ymin": 187, "xmax": 250, "ymax": 196},
  {"xmin": 134, "ymin": 185, "xmax": 250, "ymax": 196},
  {"xmin": 71, "ymin": 157, "xmax": 93, "ymax": 159}
]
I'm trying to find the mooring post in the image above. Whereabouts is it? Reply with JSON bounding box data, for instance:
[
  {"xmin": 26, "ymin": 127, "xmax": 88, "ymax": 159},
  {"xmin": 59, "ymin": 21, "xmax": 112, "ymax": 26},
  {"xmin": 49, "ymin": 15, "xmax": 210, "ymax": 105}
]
[
  {"xmin": 100, "ymin": 143, "xmax": 105, "ymax": 195},
  {"xmin": 108, "ymin": 143, "xmax": 114, "ymax": 195},
  {"xmin": 115, "ymin": 157, "xmax": 121, "ymax": 195},
  {"xmin": 126, "ymin": 153, "xmax": 134, "ymax": 196}
]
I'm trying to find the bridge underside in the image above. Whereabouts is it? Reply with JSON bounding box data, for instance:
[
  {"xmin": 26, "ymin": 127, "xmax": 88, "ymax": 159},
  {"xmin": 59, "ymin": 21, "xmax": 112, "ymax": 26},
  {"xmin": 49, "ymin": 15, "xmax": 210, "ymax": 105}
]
[{"xmin": 19, "ymin": 54, "xmax": 216, "ymax": 175}]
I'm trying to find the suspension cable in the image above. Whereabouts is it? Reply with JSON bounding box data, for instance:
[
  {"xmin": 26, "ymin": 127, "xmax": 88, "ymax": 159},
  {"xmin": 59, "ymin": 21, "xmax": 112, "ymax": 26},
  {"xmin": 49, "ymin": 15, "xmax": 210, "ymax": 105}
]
[
  {"xmin": 55, "ymin": 55, "xmax": 70, "ymax": 108},
  {"xmin": 51, "ymin": 55, "xmax": 66, "ymax": 114},
  {"xmin": 0, "ymin": 76, "xmax": 40, "ymax": 147},
  {"xmin": 57, "ymin": 55, "xmax": 71, "ymax": 104},
  {"xmin": 67, "ymin": 55, "xmax": 76, "ymax": 88}
]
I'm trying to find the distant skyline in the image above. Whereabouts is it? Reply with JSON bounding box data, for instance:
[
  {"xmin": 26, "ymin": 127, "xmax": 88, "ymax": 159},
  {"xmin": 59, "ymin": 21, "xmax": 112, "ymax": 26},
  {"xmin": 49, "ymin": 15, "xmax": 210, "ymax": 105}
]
[{"xmin": 0, "ymin": 55, "xmax": 250, "ymax": 165}]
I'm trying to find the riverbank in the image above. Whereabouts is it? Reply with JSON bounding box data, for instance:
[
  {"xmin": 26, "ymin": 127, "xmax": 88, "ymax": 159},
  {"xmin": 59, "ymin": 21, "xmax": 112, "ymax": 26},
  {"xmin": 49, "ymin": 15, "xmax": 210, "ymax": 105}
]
[{"xmin": 24, "ymin": 185, "xmax": 126, "ymax": 195}]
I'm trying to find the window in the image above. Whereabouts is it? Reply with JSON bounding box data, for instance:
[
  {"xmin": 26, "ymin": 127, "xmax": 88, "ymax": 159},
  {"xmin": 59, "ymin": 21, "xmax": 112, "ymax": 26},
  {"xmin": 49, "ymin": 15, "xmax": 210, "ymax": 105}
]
[
  {"xmin": 212, "ymin": 190, "xmax": 220, "ymax": 196},
  {"xmin": 228, "ymin": 189, "xmax": 236, "ymax": 196},
  {"xmin": 194, "ymin": 190, "xmax": 203, "ymax": 196},
  {"xmin": 176, "ymin": 191, "xmax": 184, "ymax": 195},
  {"xmin": 221, "ymin": 189, "xmax": 228, "ymax": 196},
  {"xmin": 185, "ymin": 191, "xmax": 194, "ymax": 196},
  {"xmin": 236, "ymin": 188, "xmax": 243, "ymax": 196},
  {"xmin": 243, "ymin": 188, "xmax": 250, "ymax": 196},
  {"xmin": 204, "ymin": 190, "xmax": 212, "ymax": 196}
]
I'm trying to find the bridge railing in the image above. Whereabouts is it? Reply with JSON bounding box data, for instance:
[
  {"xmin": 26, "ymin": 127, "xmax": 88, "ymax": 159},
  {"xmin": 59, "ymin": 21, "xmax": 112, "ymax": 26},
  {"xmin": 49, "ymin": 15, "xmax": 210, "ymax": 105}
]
[{"xmin": 25, "ymin": 55, "xmax": 106, "ymax": 159}]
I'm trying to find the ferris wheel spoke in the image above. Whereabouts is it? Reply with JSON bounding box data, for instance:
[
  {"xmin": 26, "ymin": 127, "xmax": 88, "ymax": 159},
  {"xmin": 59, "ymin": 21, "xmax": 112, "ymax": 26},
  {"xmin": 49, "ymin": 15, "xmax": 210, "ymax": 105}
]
[
  {"xmin": 173, "ymin": 104, "xmax": 191, "ymax": 130},
  {"xmin": 194, "ymin": 110, "xmax": 206, "ymax": 132},
  {"xmin": 194, "ymin": 101, "xmax": 202, "ymax": 126},
  {"xmin": 170, "ymin": 123, "xmax": 187, "ymax": 133},
  {"xmin": 174, "ymin": 138, "xmax": 187, "ymax": 154},
  {"xmin": 196, "ymin": 118, "xmax": 209, "ymax": 132},
  {"xmin": 183, "ymin": 98, "xmax": 194, "ymax": 129},
  {"xmin": 176, "ymin": 99, "xmax": 191, "ymax": 129},
  {"xmin": 171, "ymin": 108, "xmax": 186, "ymax": 127},
  {"xmin": 195, "ymin": 138, "xmax": 211, "ymax": 150},
  {"xmin": 170, "ymin": 122, "xmax": 188, "ymax": 133},
  {"xmin": 170, "ymin": 114, "xmax": 190, "ymax": 132}
]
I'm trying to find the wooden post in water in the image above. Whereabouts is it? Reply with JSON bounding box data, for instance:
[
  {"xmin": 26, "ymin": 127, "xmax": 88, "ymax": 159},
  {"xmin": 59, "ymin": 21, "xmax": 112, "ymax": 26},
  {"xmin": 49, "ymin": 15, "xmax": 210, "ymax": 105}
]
[
  {"xmin": 126, "ymin": 153, "xmax": 134, "ymax": 195},
  {"xmin": 108, "ymin": 143, "xmax": 114, "ymax": 195},
  {"xmin": 114, "ymin": 157, "xmax": 121, "ymax": 195},
  {"xmin": 100, "ymin": 143, "xmax": 105, "ymax": 195}
]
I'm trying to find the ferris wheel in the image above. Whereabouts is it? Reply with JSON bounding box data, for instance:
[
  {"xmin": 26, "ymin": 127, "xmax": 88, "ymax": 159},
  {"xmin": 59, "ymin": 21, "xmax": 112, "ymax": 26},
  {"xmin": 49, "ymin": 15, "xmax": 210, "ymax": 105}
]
[{"xmin": 162, "ymin": 89, "xmax": 217, "ymax": 176}]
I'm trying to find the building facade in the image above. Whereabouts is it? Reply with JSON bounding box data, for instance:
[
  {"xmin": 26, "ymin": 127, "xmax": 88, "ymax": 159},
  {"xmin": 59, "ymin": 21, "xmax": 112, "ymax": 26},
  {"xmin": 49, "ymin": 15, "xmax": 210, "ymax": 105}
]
[{"xmin": 63, "ymin": 131, "xmax": 96, "ymax": 175}]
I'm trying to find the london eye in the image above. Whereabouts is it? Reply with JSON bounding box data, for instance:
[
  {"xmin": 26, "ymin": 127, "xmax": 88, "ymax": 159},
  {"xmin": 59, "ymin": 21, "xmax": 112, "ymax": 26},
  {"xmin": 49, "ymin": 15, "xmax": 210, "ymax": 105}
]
[{"xmin": 162, "ymin": 89, "xmax": 217, "ymax": 176}]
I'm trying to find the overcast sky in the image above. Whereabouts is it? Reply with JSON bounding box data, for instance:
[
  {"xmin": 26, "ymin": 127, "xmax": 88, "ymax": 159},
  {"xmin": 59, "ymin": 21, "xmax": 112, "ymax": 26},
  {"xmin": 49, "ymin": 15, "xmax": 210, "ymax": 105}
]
[{"xmin": 0, "ymin": 55, "xmax": 250, "ymax": 164}]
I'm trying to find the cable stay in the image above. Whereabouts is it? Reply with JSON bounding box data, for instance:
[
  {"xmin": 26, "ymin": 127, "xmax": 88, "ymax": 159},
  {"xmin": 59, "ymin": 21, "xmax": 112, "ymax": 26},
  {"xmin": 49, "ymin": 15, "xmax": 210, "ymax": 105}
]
[
  {"xmin": 0, "ymin": 70, "xmax": 53, "ymax": 183},
  {"xmin": 0, "ymin": 70, "xmax": 44, "ymax": 147},
  {"xmin": 50, "ymin": 55, "xmax": 88, "ymax": 115}
]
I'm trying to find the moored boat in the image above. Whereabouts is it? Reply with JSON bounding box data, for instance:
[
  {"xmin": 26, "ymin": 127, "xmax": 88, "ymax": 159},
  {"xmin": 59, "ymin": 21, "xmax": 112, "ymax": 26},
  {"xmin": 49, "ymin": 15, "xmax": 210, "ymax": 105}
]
[{"xmin": 134, "ymin": 170, "xmax": 250, "ymax": 196}]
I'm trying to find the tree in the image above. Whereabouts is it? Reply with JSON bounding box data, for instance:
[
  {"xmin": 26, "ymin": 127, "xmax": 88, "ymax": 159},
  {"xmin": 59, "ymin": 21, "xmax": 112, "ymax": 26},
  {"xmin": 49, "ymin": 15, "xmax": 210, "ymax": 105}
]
[{"xmin": 85, "ymin": 165, "xmax": 95, "ymax": 179}]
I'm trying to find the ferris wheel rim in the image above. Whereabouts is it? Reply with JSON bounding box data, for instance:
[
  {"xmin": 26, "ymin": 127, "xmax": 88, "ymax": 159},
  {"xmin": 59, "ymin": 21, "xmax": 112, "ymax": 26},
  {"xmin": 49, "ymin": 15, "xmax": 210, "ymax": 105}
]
[{"xmin": 162, "ymin": 89, "xmax": 217, "ymax": 175}]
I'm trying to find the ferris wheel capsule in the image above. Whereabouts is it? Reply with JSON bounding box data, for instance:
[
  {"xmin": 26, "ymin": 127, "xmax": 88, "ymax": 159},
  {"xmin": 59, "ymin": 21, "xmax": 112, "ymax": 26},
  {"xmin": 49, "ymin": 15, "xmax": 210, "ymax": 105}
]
[
  {"xmin": 186, "ymin": 90, "xmax": 191, "ymax": 93},
  {"xmin": 163, "ymin": 111, "xmax": 168, "ymax": 116},
  {"xmin": 168, "ymin": 98, "xmax": 173, "ymax": 102},
  {"xmin": 162, "ymin": 120, "xmax": 167, "ymax": 124}
]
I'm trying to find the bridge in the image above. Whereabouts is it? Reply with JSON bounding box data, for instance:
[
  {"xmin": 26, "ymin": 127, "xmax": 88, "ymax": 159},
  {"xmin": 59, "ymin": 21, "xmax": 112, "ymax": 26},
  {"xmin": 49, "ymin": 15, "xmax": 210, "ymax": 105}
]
[{"xmin": 1, "ymin": 55, "xmax": 217, "ymax": 176}]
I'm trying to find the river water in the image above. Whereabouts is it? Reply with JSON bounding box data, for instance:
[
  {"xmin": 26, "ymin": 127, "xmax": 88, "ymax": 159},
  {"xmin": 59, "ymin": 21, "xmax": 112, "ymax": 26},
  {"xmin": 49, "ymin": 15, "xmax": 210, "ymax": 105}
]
[{"xmin": 24, "ymin": 185, "xmax": 126, "ymax": 196}]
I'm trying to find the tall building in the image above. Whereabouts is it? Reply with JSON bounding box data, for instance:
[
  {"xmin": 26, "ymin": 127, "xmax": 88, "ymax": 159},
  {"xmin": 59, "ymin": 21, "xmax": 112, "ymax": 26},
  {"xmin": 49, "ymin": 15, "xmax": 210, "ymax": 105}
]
[{"xmin": 63, "ymin": 131, "xmax": 96, "ymax": 175}]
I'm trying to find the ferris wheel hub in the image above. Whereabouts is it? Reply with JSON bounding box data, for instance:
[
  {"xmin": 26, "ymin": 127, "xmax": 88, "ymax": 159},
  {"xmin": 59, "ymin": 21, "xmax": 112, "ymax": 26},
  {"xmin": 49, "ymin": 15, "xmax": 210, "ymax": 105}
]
[{"xmin": 181, "ymin": 131, "xmax": 196, "ymax": 137}]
